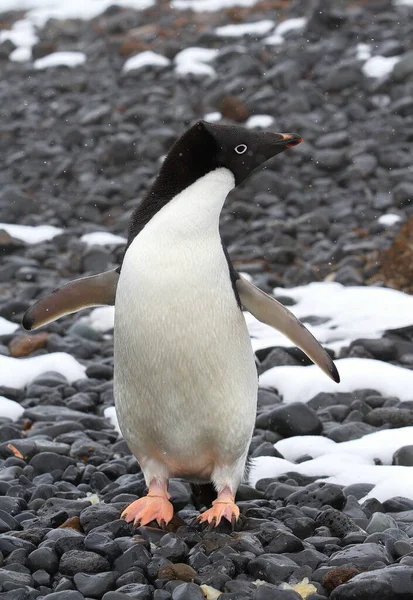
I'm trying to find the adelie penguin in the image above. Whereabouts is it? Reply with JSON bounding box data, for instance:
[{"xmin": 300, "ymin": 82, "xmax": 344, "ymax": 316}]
[{"xmin": 23, "ymin": 121, "xmax": 340, "ymax": 527}]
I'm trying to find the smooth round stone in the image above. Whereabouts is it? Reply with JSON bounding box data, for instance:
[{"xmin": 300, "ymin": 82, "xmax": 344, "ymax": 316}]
[
  {"xmin": 74, "ymin": 571, "xmax": 117, "ymax": 597},
  {"xmin": 366, "ymin": 513, "xmax": 398, "ymax": 534},
  {"xmin": 393, "ymin": 540, "xmax": 413, "ymax": 558},
  {"xmin": 171, "ymin": 583, "xmax": 204, "ymax": 600},
  {"xmin": 393, "ymin": 446, "xmax": 413, "ymax": 466}
]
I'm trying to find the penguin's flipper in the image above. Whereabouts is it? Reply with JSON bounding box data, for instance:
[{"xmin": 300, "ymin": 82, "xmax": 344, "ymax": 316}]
[
  {"xmin": 22, "ymin": 269, "xmax": 119, "ymax": 331},
  {"xmin": 236, "ymin": 275, "xmax": 340, "ymax": 383}
]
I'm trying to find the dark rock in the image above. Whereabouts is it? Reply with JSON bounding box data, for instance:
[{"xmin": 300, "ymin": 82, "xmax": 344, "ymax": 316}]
[
  {"xmin": 330, "ymin": 565, "xmax": 413, "ymax": 599},
  {"xmin": 261, "ymin": 403, "xmax": 322, "ymax": 437},
  {"xmin": 327, "ymin": 422, "xmax": 377, "ymax": 442},
  {"xmin": 329, "ymin": 543, "xmax": 391, "ymax": 569},
  {"xmin": 393, "ymin": 446, "xmax": 413, "ymax": 466},
  {"xmin": 113, "ymin": 544, "xmax": 151, "ymax": 574},
  {"xmin": 27, "ymin": 547, "xmax": 59, "ymax": 574},
  {"xmin": 171, "ymin": 583, "xmax": 204, "ymax": 600},
  {"xmin": 315, "ymin": 508, "xmax": 364, "ymax": 538},
  {"xmin": 60, "ymin": 550, "xmax": 111, "ymax": 575},
  {"xmin": 288, "ymin": 482, "xmax": 345, "ymax": 510},
  {"xmin": 44, "ymin": 592, "xmax": 84, "ymax": 600},
  {"xmin": 248, "ymin": 554, "xmax": 298, "ymax": 583},
  {"xmin": 74, "ymin": 572, "xmax": 117, "ymax": 598}
]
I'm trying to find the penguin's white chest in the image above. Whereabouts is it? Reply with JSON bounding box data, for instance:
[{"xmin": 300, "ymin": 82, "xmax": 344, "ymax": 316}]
[{"xmin": 114, "ymin": 169, "xmax": 257, "ymax": 479}]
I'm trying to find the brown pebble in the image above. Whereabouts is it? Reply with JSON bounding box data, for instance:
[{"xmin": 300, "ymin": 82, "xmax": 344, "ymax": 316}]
[
  {"xmin": 323, "ymin": 566, "xmax": 361, "ymax": 593},
  {"xmin": 216, "ymin": 96, "xmax": 249, "ymax": 122},
  {"xmin": 59, "ymin": 516, "xmax": 83, "ymax": 532},
  {"xmin": 158, "ymin": 563, "xmax": 197, "ymax": 582},
  {"xmin": 9, "ymin": 332, "xmax": 49, "ymax": 358}
]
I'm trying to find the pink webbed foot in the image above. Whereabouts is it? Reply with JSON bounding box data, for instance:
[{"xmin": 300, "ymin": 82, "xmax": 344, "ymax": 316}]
[
  {"xmin": 121, "ymin": 481, "xmax": 173, "ymax": 528},
  {"xmin": 198, "ymin": 488, "xmax": 240, "ymax": 527}
]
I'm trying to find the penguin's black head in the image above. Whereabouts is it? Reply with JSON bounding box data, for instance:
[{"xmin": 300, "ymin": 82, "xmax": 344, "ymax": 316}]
[{"xmin": 201, "ymin": 120, "xmax": 302, "ymax": 186}]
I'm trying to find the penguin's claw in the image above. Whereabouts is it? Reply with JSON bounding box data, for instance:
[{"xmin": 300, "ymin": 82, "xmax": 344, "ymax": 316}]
[
  {"xmin": 121, "ymin": 495, "xmax": 174, "ymax": 528},
  {"xmin": 198, "ymin": 496, "xmax": 240, "ymax": 527}
]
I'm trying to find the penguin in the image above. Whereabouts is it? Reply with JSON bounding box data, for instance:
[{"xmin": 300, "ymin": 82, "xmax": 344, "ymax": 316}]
[{"xmin": 23, "ymin": 121, "xmax": 340, "ymax": 527}]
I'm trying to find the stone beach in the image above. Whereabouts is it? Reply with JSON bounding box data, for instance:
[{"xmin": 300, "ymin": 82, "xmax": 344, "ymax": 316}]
[{"xmin": 1, "ymin": 0, "xmax": 413, "ymax": 598}]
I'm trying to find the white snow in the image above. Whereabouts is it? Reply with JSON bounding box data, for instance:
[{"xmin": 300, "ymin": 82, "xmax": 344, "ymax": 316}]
[
  {"xmin": 80, "ymin": 232, "xmax": 127, "ymax": 247},
  {"xmin": 203, "ymin": 112, "xmax": 222, "ymax": 123},
  {"xmin": 246, "ymin": 115, "xmax": 274, "ymax": 129},
  {"xmin": 378, "ymin": 213, "xmax": 402, "ymax": 226},
  {"xmin": 215, "ymin": 20, "xmax": 275, "ymax": 38},
  {"xmin": 362, "ymin": 55, "xmax": 401, "ymax": 78},
  {"xmin": 247, "ymin": 281, "xmax": 413, "ymax": 354},
  {"xmin": 79, "ymin": 306, "xmax": 115, "ymax": 333},
  {"xmin": 0, "ymin": 223, "xmax": 63, "ymax": 244},
  {"xmin": 394, "ymin": 0, "xmax": 413, "ymax": 5},
  {"xmin": 0, "ymin": 0, "xmax": 154, "ymax": 27},
  {"xmin": 122, "ymin": 51, "xmax": 170, "ymax": 73},
  {"xmin": 34, "ymin": 52, "xmax": 86, "ymax": 69},
  {"xmin": 264, "ymin": 17, "xmax": 307, "ymax": 45},
  {"xmin": 356, "ymin": 43, "xmax": 371, "ymax": 61},
  {"xmin": 275, "ymin": 428, "xmax": 413, "ymax": 465},
  {"xmin": 250, "ymin": 427, "xmax": 413, "ymax": 503},
  {"xmin": 0, "ymin": 397, "xmax": 25, "ymax": 422},
  {"xmin": 104, "ymin": 406, "xmax": 121, "ymax": 434},
  {"xmin": 0, "ymin": 19, "xmax": 37, "ymax": 63},
  {"xmin": 0, "ymin": 353, "xmax": 86, "ymax": 388},
  {"xmin": 171, "ymin": 0, "xmax": 260, "ymax": 10},
  {"xmin": 0, "ymin": 317, "xmax": 19, "ymax": 336},
  {"xmin": 0, "ymin": 0, "xmax": 154, "ymax": 62},
  {"xmin": 259, "ymin": 358, "xmax": 413, "ymax": 404},
  {"xmin": 174, "ymin": 47, "xmax": 219, "ymax": 77}
]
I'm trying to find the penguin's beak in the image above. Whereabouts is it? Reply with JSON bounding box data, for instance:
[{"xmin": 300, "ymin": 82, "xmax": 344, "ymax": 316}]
[{"xmin": 277, "ymin": 133, "xmax": 303, "ymax": 149}]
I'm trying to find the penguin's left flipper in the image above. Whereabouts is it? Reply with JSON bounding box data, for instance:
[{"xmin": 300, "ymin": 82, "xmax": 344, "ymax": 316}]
[
  {"xmin": 22, "ymin": 268, "xmax": 119, "ymax": 331},
  {"xmin": 236, "ymin": 275, "xmax": 340, "ymax": 383}
]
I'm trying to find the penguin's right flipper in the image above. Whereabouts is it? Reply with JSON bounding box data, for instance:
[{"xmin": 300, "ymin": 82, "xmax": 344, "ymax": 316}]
[
  {"xmin": 236, "ymin": 275, "xmax": 340, "ymax": 383},
  {"xmin": 22, "ymin": 269, "xmax": 119, "ymax": 331}
]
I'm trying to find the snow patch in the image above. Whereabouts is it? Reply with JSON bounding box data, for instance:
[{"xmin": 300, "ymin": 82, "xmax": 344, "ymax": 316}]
[
  {"xmin": 259, "ymin": 358, "xmax": 413, "ymax": 404},
  {"xmin": 0, "ymin": 317, "xmax": 20, "ymax": 336},
  {"xmin": 34, "ymin": 52, "xmax": 86, "ymax": 69},
  {"xmin": 264, "ymin": 17, "xmax": 307, "ymax": 45},
  {"xmin": 356, "ymin": 43, "xmax": 371, "ymax": 60},
  {"xmin": 171, "ymin": 0, "xmax": 260, "ymax": 10},
  {"xmin": 0, "ymin": 353, "xmax": 86, "ymax": 388},
  {"xmin": 203, "ymin": 112, "xmax": 222, "ymax": 123},
  {"xmin": 250, "ymin": 427, "xmax": 413, "ymax": 503},
  {"xmin": 0, "ymin": 223, "xmax": 63, "ymax": 244},
  {"xmin": 378, "ymin": 213, "xmax": 402, "ymax": 226},
  {"xmin": 247, "ymin": 281, "xmax": 413, "ymax": 354},
  {"xmin": 80, "ymin": 306, "xmax": 115, "ymax": 333},
  {"xmin": 122, "ymin": 51, "xmax": 170, "ymax": 73},
  {"xmin": 215, "ymin": 20, "xmax": 275, "ymax": 38},
  {"xmin": 0, "ymin": 19, "xmax": 37, "ymax": 63},
  {"xmin": 174, "ymin": 47, "xmax": 219, "ymax": 77},
  {"xmin": 362, "ymin": 55, "xmax": 400, "ymax": 78},
  {"xmin": 1, "ymin": 0, "xmax": 154, "ymax": 27},
  {"xmin": 80, "ymin": 232, "xmax": 127, "ymax": 247},
  {"xmin": 104, "ymin": 406, "xmax": 121, "ymax": 434},
  {"xmin": 0, "ymin": 397, "xmax": 25, "ymax": 422},
  {"xmin": 246, "ymin": 115, "xmax": 274, "ymax": 129}
]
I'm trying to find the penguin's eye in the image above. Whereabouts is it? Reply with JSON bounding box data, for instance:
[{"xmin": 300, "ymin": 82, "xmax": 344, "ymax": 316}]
[{"xmin": 234, "ymin": 144, "xmax": 247, "ymax": 155}]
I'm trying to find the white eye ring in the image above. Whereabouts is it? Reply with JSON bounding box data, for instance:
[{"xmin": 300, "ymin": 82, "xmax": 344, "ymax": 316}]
[{"xmin": 235, "ymin": 144, "xmax": 247, "ymax": 154}]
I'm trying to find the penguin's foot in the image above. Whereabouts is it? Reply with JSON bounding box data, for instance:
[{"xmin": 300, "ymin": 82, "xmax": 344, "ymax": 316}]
[
  {"xmin": 121, "ymin": 481, "xmax": 173, "ymax": 528},
  {"xmin": 198, "ymin": 488, "xmax": 239, "ymax": 527}
]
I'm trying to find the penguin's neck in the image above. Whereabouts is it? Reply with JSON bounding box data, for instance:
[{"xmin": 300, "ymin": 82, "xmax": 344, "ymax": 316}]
[{"xmin": 137, "ymin": 168, "xmax": 235, "ymax": 240}]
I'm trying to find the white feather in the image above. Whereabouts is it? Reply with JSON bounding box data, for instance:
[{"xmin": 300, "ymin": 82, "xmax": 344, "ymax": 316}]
[{"xmin": 114, "ymin": 168, "xmax": 258, "ymax": 491}]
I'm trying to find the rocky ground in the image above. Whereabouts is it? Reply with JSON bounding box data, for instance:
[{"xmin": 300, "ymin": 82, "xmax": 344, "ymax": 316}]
[{"xmin": 1, "ymin": 0, "xmax": 413, "ymax": 598}]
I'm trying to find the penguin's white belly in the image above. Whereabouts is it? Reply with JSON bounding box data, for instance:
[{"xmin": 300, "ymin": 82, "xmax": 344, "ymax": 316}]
[{"xmin": 114, "ymin": 236, "xmax": 258, "ymax": 481}]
